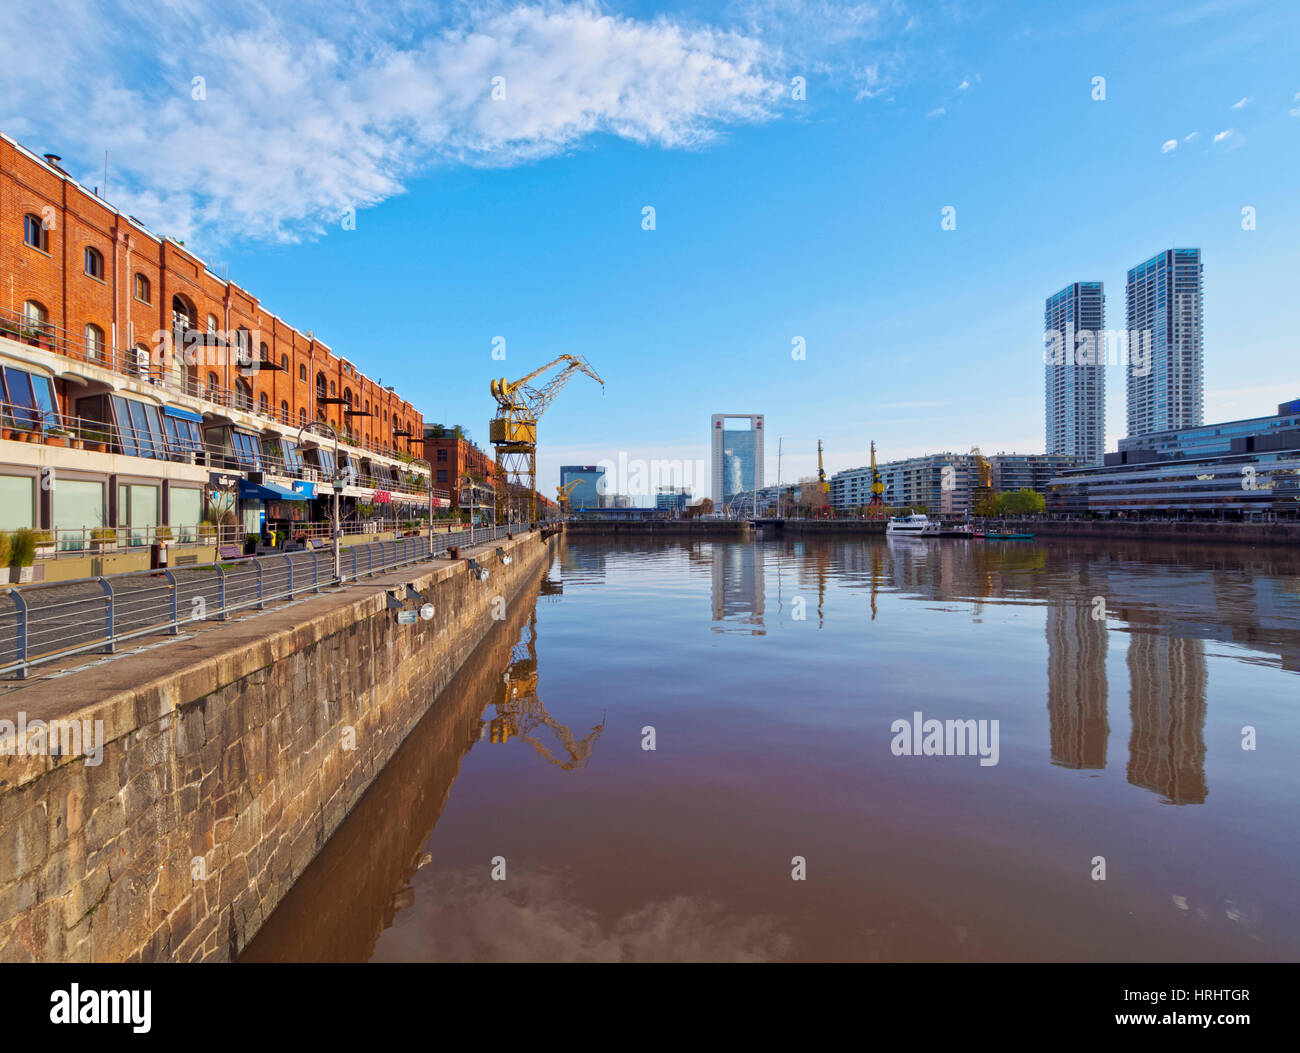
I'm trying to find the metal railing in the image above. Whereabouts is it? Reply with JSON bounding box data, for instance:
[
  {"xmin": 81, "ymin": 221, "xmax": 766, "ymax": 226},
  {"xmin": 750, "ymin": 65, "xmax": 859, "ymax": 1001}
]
[
  {"xmin": 0, "ymin": 305, "xmax": 427, "ymax": 466},
  {"xmin": 0, "ymin": 524, "xmax": 516, "ymax": 678}
]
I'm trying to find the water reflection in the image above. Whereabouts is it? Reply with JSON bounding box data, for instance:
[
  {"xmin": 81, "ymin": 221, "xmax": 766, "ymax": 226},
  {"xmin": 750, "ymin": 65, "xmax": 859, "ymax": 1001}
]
[{"xmin": 245, "ymin": 536, "xmax": 1300, "ymax": 962}]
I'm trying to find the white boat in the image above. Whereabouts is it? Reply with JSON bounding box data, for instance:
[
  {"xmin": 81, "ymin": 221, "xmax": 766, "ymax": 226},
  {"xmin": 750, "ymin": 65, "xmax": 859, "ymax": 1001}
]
[{"xmin": 886, "ymin": 513, "xmax": 940, "ymax": 537}]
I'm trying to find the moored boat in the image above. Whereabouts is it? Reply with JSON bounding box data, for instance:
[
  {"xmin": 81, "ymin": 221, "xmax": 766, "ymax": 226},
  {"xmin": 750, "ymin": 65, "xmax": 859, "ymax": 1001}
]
[{"xmin": 887, "ymin": 513, "xmax": 940, "ymax": 537}]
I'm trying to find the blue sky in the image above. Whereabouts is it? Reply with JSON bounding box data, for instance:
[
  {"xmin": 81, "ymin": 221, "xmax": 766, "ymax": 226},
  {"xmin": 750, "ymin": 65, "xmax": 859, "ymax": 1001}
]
[{"xmin": 3, "ymin": 0, "xmax": 1297, "ymax": 497}]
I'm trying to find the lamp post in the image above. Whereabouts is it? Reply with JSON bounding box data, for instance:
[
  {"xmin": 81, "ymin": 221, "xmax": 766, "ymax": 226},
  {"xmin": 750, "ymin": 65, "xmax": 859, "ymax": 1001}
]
[{"xmin": 297, "ymin": 420, "xmax": 342, "ymax": 583}]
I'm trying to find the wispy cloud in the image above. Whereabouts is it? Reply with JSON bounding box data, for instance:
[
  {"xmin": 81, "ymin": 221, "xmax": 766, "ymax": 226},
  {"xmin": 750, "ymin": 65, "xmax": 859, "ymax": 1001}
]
[
  {"xmin": 926, "ymin": 107, "xmax": 946, "ymax": 119},
  {"xmin": 1213, "ymin": 128, "xmax": 1235, "ymax": 142},
  {"xmin": 1290, "ymin": 91, "xmax": 1300, "ymax": 117},
  {"xmin": 0, "ymin": 1, "xmax": 786, "ymax": 247},
  {"xmin": 1161, "ymin": 139, "xmax": 1179, "ymax": 153},
  {"xmin": 1183, "ymin": 131, "xmax": 1200, "ymax": 143},
  {"xmin": 1230, "ymin": 95, "xmax": 1252, "ymax": 109}
]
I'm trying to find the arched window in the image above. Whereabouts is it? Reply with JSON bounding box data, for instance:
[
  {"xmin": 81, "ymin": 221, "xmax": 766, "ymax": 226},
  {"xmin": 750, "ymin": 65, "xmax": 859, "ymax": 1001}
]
[
  {"xmin": 134, "ymin": 273, "xmax": 151, "ymax": 304},
  {"xmin": 343, "ymin": 388, "xmax": 353, "ymax": 409},
  {"xmin": 207, "ymin": 372, "xmax": 220, "ymax": 396},
  {"xmin": 299, "ymin": 364, "xmax": 307, "ymax": 382},
  {"xmin": 134, "ymin": 344, "xmax": 152, "ymax": 377},
  {"xmin": 84, "ymin": 247, "xmax": 104, "ymax": 279},
  {"xmin": 299, "ymin": 407, "xmax": 307, "ymax": 426},
  {"xmin": 235, "ymin": 377, "xmax": 253, "ymax": 411},
  {"xmin": 84, "ymin": 324, "xmax": 105, "ymax": 362},
  {"xmin": 329, "ymin": 381, "xmax": 336, "ymax": 396},
  {"xmin": 315, "ymin": 372, "xmax": 327, "ymax": 399},
  {"xmin": 280, "ymin": 354, "xmax": 288, "ymax": 373},
  {"xmin": 280, "ymin": 399, "xmax": 289, "ymax": 423},
  {"xmin": 259, "ymin": 392, "xmax": 269, "ymax": 414},
  {"xmin": 206, "ymin": 314, "xmax": 218, "ymax": 334},
  {"xmin": 260, "ymin": 341, "xmax": 270, "ymax": 362},
  {"xmin": 21, "ymin": 300, "xmax": 49, "ymax": 345},
  {"xmin": 23, "ymin": 214, "xmax": 48, "ymax": 252},
  {"xmin": 235, "ymin": 328, "xmax": 251, "ymax": 365}
]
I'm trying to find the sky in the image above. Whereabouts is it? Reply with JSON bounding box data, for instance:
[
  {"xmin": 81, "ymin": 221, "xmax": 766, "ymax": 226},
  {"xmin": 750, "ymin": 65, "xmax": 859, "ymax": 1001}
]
[{"xmin": 2, "ymin": 0, "xmax": 1297, "ymax": 500}]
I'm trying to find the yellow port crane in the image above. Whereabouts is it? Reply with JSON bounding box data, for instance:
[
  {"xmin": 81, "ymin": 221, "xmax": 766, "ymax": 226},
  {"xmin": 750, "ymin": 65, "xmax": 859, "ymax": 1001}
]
[
  {"xmin": 489, "ymin": 354, "xmax": 603, "ymax": 524},
  {"xmin": 815, "ymin": 439, "xmax": 835, "ymax": 519},
  {"xmin": 556, "ymin": 478, "xmax": 582, "ymax": 515},
  {"xmin": 971, "ymin": 445, "xmax": 994, "ymax": 516},
  {"xmin": 867, "ymin": 440, "xmax": 886, "ymax": 518}
]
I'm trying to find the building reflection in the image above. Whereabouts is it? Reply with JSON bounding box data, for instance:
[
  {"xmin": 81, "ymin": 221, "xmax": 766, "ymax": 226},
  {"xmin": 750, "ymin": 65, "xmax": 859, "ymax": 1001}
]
[
  {"xmin": 1045, "ymin": 588, "xmax": 1110, "ymax": 771},
  {"xmin": 711, "ymin": 542, "xmax": 765, "ymax": 633},
  {"xmin": 1125, "ymin": 632, "xmax": 1208, "ymax": 805}
]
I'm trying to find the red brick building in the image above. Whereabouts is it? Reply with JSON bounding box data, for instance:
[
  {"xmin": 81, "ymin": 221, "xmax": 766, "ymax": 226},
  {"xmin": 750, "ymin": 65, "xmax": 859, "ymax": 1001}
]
[{"xmin": 0, "ymin": 134, "xmax": 422, "ymax": 454}]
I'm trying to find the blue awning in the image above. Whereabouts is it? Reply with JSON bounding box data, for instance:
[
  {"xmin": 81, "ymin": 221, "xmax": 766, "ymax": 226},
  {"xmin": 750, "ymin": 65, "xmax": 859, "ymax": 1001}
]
[
  {"xmin": 238, "ymin": 480, "xmax": 309, "ymax": 501},
  {"xmin": 163, "ymin": 406, "xmax": 204, "ymax": 423}
]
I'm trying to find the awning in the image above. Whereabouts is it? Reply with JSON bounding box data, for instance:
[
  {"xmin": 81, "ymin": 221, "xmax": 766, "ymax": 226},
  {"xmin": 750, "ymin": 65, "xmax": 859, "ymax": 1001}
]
[
  {"xmin": 238, "ymin": 480, "xmax": 309, "ymax": 501},
  {"xmin": 164, "ymin": 406, "xmax": 204, "ymax": 423}
]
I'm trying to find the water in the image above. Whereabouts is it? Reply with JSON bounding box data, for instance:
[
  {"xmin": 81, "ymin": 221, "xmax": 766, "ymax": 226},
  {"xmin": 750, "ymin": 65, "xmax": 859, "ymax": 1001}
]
[{"xmin": 242, "ymin": 536, "xmax": 1300, "ymax": 962}]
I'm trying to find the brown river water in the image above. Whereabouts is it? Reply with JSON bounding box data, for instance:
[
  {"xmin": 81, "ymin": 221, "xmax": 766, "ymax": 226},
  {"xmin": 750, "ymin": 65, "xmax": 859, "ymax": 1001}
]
[{"xmin": 241, "ymin": 535, "xmax": 1300, "ymax": 962}]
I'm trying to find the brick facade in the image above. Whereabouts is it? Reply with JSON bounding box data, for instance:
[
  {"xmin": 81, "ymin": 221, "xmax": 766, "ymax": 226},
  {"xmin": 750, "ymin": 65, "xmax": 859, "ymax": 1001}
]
[{"xmin": 1, "ymin": 134, "xmax": 421, "ymax": 455}]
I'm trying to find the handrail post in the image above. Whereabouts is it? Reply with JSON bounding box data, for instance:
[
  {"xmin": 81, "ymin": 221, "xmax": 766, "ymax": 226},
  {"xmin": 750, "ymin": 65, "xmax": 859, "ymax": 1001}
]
[
  {"xmin": 215, "ymin": 562, "xmax": 228, "ymax": 620},
  {"xmin": 165, "ymin": 569, "xmax": 178, "ymax": 633},
  {"xmin": 10, "ymin": 588, "xmax": 29, "ymax": 679},
  {"xmin": 98, "ymin": 576, "xmax": 116, "ymax": 652}
]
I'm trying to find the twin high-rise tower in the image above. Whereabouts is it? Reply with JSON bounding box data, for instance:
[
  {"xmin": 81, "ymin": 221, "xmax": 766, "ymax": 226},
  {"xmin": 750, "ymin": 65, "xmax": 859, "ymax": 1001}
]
[{"xmin": 1045, "ymin": 248, "xmax": 1203, "ymax": 464}]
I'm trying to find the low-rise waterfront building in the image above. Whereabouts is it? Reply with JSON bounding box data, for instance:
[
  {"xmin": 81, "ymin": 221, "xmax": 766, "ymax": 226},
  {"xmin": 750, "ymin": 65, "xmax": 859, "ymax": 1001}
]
[{"xmin": 1048, "ymin": 400, "xmax": 1300, "ymax": 517}]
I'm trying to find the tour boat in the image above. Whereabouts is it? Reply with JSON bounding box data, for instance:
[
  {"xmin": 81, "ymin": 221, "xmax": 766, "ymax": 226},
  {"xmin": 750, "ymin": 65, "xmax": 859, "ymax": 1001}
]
[{"xmin": 886, "ymin": 513, "xmax": 940, "ymax": 537}]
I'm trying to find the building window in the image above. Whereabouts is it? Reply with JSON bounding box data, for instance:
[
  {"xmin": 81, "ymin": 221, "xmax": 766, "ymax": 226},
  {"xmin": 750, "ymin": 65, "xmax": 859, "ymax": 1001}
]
[
  {"xmin": 23, "ymin": 213, "xmax": 49, "ymax": 252},
  {"xmin": 84, "ymin": 246, "xmax": 104, "ymax": 279},
  {"xmin": 206, "ymin": 314, "xmax": 218, "ymax": 334},
  {"xmin": 315, "ymin": 372, "xmax": 327, "ymax": 399},
  {"xmin": 84, "ymin": 324, "xmax": 105, "ymax": 362},
  {"xmin": 134, "ymin": 273, "xmax": 151, "ymax": 304},
  {"xmin": 0, "ymin": 474, "xmax": 37, "ymax": 532},
  {"xmin": 299, "ymin": 407, "xmax": 307, "ymax": 426},
  {"xmin": 259, "ymin": 392, "xmax": 269, "ymax": 414},
  {"xmin": 207, "ymin": 372, "xmax": 220, "ymax": 396},
  {"xmin": 436, "ymin": 449, "xmax": 448, "ymax": 462},
  {"xmin": 280, "ymin": 400, "xmax": 289, "ymax": 421},
  {"xmin": 280, "ymin": 354, "xmax": 288, "ymax": 372},
  {"xmin": 329, "ymin": 381, "xmax": 336, "ymax": 396},
  {"xmin": 299, "ymin": 364, "xmax": 307, "ymax": 382},
  {"xmin": 133, "ymin": 344, "xmax": 151, "ymax": 377},
  {"xmin": 20, "ymin": 300, "xmax": 50, "ymax": 346}
]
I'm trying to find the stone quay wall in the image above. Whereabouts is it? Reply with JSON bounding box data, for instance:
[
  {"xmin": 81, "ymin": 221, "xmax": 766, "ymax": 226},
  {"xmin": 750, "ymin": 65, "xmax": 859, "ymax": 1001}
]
[{"xmin": 0, "ymin": 530, "xmax": 555, "ymax": 962}]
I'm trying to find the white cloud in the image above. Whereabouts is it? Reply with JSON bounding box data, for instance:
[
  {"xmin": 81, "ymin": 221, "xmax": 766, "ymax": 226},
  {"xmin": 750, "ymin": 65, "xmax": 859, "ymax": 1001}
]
[
  {"xmin": 1213, "ymin": 128, "xmax": 1235, "ymax": 141},
  {"xmin": 926, "ymin": 107, "xmax": 946, "ymax": 118},
  {"xmin": 957, "ymin": 77, "xmax": 971, "ymax": 91},
  {"xmin": 1183, "ymin": 131, "xmax": 1200, "ymax": 143},
  {"xmin": 1161, "ymin": 139, "xmax": 1178, "ymax": 153},
  {"xmin": 1230, "ymin": 95, "xmax": 1252, "ymax": 109},
  {"xmin": 1290, "ymin": 91, "xmax": 1300, "ymax": 117},
  {"xmin": 0, "ymin": 2, "xmax": 784, "ymax": 247}
]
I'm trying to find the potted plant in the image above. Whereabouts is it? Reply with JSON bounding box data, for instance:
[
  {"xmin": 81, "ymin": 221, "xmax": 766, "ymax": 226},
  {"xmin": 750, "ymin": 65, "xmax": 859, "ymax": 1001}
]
[
  {"xmin": 9, "ymin": 528, "xmax": 36, "ymax": 584},
  {"xmin": 80, "ymin": 426, "xmax": 110, "ymax": 453},
  {"xmin": 33, "ymin": 530, "xmax": 55, "ymax": 558},
  {"xmin": 154, "ymin": 525, "xmax": 174, "ymax": 545},
  {"xmin": 90, "ymin": 526, "xmax": 117, "ymax": 552},
  {"xmin": 198, "ymin": 518, "xmax": 217, "ymax": 543},
  {"xmin": 0, "ymin": 532, "xmax": 10, "ymax": 585},
  {"xmin": 43, "ymin": 428, "xmax": 72, "ymax": 448}
]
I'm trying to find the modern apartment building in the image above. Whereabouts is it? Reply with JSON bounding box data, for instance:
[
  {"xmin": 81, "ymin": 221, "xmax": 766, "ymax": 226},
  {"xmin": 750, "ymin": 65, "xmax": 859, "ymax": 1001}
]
[
  {"xmin": 711, "ymin": 414, "xmax": 764, "ymax": 505},
  {"xmin": 1045, "ymin": 281, "xmax": 1106, "ymax": 464},
  {"xmin": 1126, "ymin": 248, "xmax": 1204, "ymax": 437},
  {"xmin": 0, "ymin": 133, "xmax": 435, "ymax": 560},
  {"xmin": 831, "ymin": 452, "xmax": 1078, "ymax": 513},
  {"xmin": 1048, "ymin": 399, "xmax": 1300, "ymax": 517}
]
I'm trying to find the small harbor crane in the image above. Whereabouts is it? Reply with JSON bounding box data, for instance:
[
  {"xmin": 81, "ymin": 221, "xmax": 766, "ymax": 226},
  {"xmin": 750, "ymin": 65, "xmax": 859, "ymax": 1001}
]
[{"xmin": 489, "ymin": 354, "xmax": 603, "ymax": 524}]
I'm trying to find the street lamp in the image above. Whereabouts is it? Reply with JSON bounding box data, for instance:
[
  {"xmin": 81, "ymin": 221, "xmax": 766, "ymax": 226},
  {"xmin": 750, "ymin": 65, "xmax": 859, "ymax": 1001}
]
[{"xmin": 298, "ymin": 420, "xmax": 342, "ymax": 583}]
